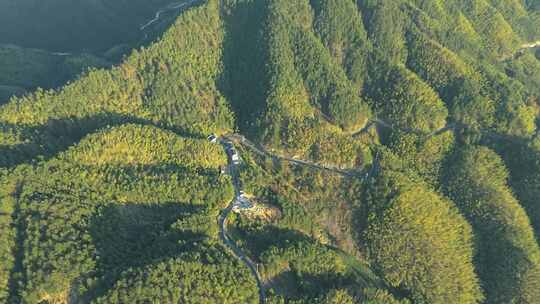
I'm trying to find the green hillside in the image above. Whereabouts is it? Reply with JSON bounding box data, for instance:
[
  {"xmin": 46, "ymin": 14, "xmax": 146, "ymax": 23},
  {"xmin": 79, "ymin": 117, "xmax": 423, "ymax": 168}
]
[
  {"xmin": 0, "ymin": 0, "xmax": 539, "ymax": 303},
  {"xmin": 0, "ymin": 44, "xmax": 111, "ymax": 104}
]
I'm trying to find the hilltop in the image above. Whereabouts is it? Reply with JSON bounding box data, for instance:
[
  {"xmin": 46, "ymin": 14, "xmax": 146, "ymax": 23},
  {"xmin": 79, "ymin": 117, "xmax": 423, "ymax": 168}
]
[{"xmin": 0, "ymin": 0, "xmax": 540, "ymax": 303}]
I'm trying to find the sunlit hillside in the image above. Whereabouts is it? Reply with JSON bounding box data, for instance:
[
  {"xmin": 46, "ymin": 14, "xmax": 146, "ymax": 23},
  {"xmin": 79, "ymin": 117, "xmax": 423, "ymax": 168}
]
[{"xmin": 0, "ymin": 0, "xmax": 539, "ymax": 303}]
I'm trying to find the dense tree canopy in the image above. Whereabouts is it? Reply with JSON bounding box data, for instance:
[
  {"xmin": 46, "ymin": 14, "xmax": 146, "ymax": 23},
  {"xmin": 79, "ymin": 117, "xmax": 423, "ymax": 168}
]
[
  {"xmin": 364, "ymin": 151, "xmax": 483, "ymax": 304},
  {"xmin": 0, "ymin": 0, "xmax": 539, "ymax": 302},
  {"xmin": 445, "ymin": 146, "xmax": 540, "ymax": 304}
]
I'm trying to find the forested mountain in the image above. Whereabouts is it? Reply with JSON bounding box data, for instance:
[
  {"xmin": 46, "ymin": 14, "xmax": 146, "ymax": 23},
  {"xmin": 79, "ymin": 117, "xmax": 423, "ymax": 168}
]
[
  {"xmin": 0, "ymin": 0, "xmax": 539, "ymax": 303},
  {"xmin": 0, "ymin": 45, "xmax": 111, "ymax": 105},
  {"xmin": 0, "ymin": 0, "xmax": 197, "ymax": 104}
]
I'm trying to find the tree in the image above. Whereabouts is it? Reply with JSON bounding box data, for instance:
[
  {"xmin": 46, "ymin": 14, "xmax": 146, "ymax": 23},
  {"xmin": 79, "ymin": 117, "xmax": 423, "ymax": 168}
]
[
  {"xmin": 445, "ymin": 146, "xmax": 540, "ymax": 303},
  {"xmin": 363, "ymin": 150, "xmax": 483, "ymax": 304}
]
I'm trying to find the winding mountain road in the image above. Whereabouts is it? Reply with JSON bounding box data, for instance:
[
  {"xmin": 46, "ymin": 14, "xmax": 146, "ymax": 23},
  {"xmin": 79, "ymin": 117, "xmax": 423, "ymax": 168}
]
[
  {"xmin": 218, "ymin": 139, "xmax": 266, "ymax": 304},
  {"xmin": 501, "ymin": 40, "xmax": 540, "ymax": 61},
  {"xmin": 221, "ymin": 118, "xmax": 459, "ymax": 183},
  {"xmin": 140, "ymin": 0, "xmax": 198, "ymax": 31},
  {"xmin": 223, "ymin": 113, "xmax": 528, "ymax": 186},
  {"xmin": 224, "ymin": 134, "xmax": 361, "ymax": 177},
  {"xmin": 352, "ymin": 118, "xmax": 457, "ymax": 139}
]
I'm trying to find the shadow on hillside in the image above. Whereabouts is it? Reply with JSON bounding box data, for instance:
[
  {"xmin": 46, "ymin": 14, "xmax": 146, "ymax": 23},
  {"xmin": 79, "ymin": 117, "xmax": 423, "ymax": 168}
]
[
  {"xmin": 0, "ymin": 112, "xmax": 204, "ymax": 168},
  {"xmin": 86, "ymin": 202, "xmax": 206, "ymax": 301},
  {"xmin": 269, "ymin": 271, "xmax": 349, "ymax": 300},
  {"xmin": 137, "ymin": 0, "xmax": 206, "ymax": 50},
  {"xmin": 242, "ymin": 226, "xmax": 371, "ymax": 300},
  {"xmin": 101, "ymin": 162, "xmax": 221, "ymax": 180},
  {"xmin": 234, "ymin": 225, "xmax": 312, "ymax": 259},
  {"xmin": 293, "ymin": 271, "xmax": 356, "ymax": 299},
  {"xmin": 483, "ymin": 136, "xmax": 540, "ymax": 245},
  {"xmin": 219, "ymin": 0, "xmax": 269, "ymax": 136},
  {"xmin": 0, "ymin": 0, "xmax": 206, "ymax": 103}
]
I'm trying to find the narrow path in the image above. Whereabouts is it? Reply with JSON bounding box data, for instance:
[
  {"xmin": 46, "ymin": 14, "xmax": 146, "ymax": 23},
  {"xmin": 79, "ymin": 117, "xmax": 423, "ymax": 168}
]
[
  {"xmin": 140, "ymin": 0, "xmax": 198, "ymax": 31},
  {"xmin": 500, "ymin": 40, "xmax": 540, "ymax": 61},
  {"xmin": 222, "ymin": 119, "xmax": 455, "ymax": 181},
  {"xmin": 218, "ymin": 139, "xmax": 266, "ymax": 304},
  {"xmin": 225, "ymin": 134, "xmax": 360, "ymax": 177},
  {"xmin": 224, "ymin": 115, "xmax": 528, "ymax": 185}
]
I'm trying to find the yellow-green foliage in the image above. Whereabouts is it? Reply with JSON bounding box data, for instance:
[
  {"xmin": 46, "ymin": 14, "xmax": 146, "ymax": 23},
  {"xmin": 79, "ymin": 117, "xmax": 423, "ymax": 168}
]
[
  {"xmin": 446, "ymin": 146, "xmax": 540, "ymax": 304},
  {"xmin": 408, "ymin": 0, "xmax": 447, "ymax": 19},
  {"xmin": 402, "ymin": 2, "xmax": 445, "ymax": 40},
  {"xmin": 374, "ymin": 65, "xmax": 448, "ymax": 133},
  {"xmin": 0, "ymin": 67, "xmax": 142, "ymax": 126},
  {"xmin": 489, "ymin": 0, "xmax": 528, "ymax": 22},
  {"xmin": 5, "ymin": 119, "xmax": 235, "ymax": 302},
  {"xmin": 94, "ymin": 252, "xmax": 259, "ymax": 304},
  {"xmin": 476, "ymin": 65, "xmax": 537, "ymax": 137},
  {"xmin": 0, "ymin": 124, "xmax": 26, "ymax": 147},
  {"xmin": 291, "ymin": 25, "xmax": 371, "ymax": 131},
  {"xmin": 504, "ymin": 101, "xmax": 537, "ymax": 136},
  {"xmin": 406, "ymin": 31, "xmax": 481, "ymax": 102},
  {"xmin": 62, "ymin": 124, "xmax": 227, "ymax": 169},
  {"xmin": 495, "ymin": 140, "xmax": 540, "ymax": 244},
  {"xmin": 451, "ymin": 13, "xmax": 484, "ymax": 52},
  {"xmin": 0, "ymin": 0, "xmax": 233, "ymax": 136},
  {"xmin": 405, "ymin": 0, "xmax": 535, "ymax": 60},
  {"xmin": 0, "ymin": 0, "xmax": 236, "ymax": 168},
  {"xmin": 362, "ymin": 288, "xmax": 410, "ymax": 304},
  {"xmin": 11, "ymin": 160, "xmax": 234, "ymax": 302},
  {"xmin": 126, "ymin": 0, "xmax": 234, "ymax": 134},
  {"xmin": 311, "ymin": 130, "xmax": 372, "ymax": 169},
  {"xmin": 311, "ymin": 0, "xmax": 371, "ymax": 87},
  {"xmin": 321, "ymin": 289, "xmax": 355, "ymax": 304},
  {"xmin": 388, "ymin": 131, "xmax": 455, "ymax": 185},
  {"xmin": 365, "ymin": 160, "xmax": 483, "ymax": 304},
  {"xmin": 261, "ymin": 240, "xmax": 347, "ymax": 282},
  {"xmin": 452, "ymin": 92, "xmax": 496, "ymax": 131},
  {"xmin": 0, "ymin": 0, "xmax": 539, "ymax": 302},
  {"xmin": 0, "ymin": 175, "xmax": 17, "ymax": 302},
  {"xmin": 487, "ymin": 0, "xmax": 539, "ymax": 39},
  {"xmin": 262, "ymin": 0, "xmax": 371, "ymax": 134},
  {"xmin": 258, "ymin": 0, "xmax": 372, "ymax": 167},
  {"xmin": 413, "ymin": 132, "xmax": 454, "ymax": 179},
  {"xmin": 260, "ymin": 0, "xmax": 316, "ymax": 150},
  {"xmin": 461, "ymin": 0, "xmax": 522, "ymax": 57},
  {"xmin": 360, "ymin": 0, "xmax": 408, "ymax": 64},
  {"xmin": 504, "ymin": 53, "xmax": 540, "ymax": 96}
]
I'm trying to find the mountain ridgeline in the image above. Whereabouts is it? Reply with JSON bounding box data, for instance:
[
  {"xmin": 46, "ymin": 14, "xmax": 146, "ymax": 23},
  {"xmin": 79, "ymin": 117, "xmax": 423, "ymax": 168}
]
[
  {"xmin": 0, "ymin": 0, "xmax": 200, "ymax": 105},
  {"xmin": 0, "ymin": 0, "xmax": 539, "ymax": 303}
]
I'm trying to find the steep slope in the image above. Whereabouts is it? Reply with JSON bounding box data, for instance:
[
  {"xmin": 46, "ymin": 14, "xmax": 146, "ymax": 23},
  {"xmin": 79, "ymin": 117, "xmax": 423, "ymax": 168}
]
[
  {"xmin": 1, "ymin": 124, "xmax": 259, "ymax": 303},
  {"xmin": 363, "ymin": 150, "xmax": 483, "ymax": 304},
  {"xmin": 0, "ymin": 0, "xmax": 233, "ymax": 167},
  {"xmin": 0, "ymin": 44, "xmax": 110, "ymax": 104},
  {"xmin": 253, "ymin": 0, "xmax": 372, "ymax": 168},
  {"xmin": 445, "ymin": 147, "xmax": 540, "ymax": 303},
  {"xmin": 0, "ymin": 0, "xmax": 539, "ymax": 303}
]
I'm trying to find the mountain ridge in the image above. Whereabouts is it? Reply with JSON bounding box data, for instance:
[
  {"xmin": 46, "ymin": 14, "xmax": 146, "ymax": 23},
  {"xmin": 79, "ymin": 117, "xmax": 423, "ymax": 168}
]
[{"xmin": 0, "ymin": 0, "xmax": 539, "ymax": 303}]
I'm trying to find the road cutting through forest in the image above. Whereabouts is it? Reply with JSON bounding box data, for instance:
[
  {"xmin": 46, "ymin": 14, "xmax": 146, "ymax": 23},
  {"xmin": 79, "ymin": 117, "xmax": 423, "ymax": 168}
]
[{"xmin": 218, "ymin": 138, "xmax": 266, "ymax": 304}]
